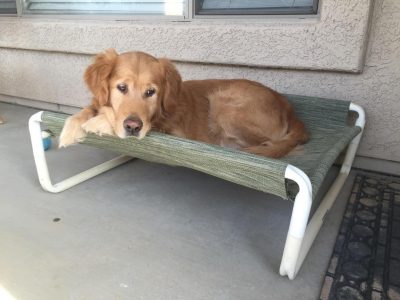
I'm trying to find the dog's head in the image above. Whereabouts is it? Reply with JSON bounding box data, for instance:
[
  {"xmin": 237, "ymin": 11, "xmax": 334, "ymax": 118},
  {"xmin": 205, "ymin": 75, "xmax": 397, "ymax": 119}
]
[{"xmin": 85, "ymin": 49, "xmax": 181, "ymax": 139}]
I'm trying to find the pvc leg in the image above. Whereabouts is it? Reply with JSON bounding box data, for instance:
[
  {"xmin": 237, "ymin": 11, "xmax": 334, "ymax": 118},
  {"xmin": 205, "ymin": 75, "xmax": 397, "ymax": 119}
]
[
  {"xmin": 29, "ymin": 111, "xmax": 133, "ymax": 193},
  {"xmin": 280, "ymin": 165, "xmax": 312, "ymax": 279},
  {"xmin": 279, "ymin": 103, "xmax": 365, "ymax": 279}
]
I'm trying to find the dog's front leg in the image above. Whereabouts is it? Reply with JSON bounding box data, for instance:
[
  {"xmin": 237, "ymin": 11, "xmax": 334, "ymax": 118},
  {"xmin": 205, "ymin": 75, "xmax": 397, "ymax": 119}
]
[{"xmin": 59, "ymin": 105, "xmax": 96, "ymax": 147}]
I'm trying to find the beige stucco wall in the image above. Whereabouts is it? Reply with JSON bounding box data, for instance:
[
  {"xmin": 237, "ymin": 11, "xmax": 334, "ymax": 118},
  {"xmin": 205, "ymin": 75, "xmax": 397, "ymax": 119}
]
[{"xmin": 0, "ymin": 0, "xmax": 399, "ymax": 161}]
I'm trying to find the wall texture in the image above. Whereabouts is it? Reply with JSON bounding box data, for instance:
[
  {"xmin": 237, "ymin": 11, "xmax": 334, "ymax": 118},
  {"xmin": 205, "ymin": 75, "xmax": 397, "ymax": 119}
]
[
  {"xmin": 0, "ymin": 0, "xmax": 399, "ymax": 162},
  {"xmin": 0, "ymin": 0, "xmax": 373, "ymax": 72}
]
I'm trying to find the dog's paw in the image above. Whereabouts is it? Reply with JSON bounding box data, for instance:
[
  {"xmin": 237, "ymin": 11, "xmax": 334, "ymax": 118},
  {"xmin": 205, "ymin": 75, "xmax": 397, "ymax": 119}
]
[
  {"xmin": 82, "ymin": 115, "xmax": 114, "ymax": 137},
  {"xmin": 59, "ymin": 116, "xmax": 87, "ymax": 148}
]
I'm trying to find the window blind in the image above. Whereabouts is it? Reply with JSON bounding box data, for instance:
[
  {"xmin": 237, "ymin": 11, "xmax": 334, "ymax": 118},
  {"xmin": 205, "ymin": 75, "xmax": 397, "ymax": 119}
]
[
  {"xmin": 197, "ymin": 0, "xmax": 317, "ymax": 15},
  {"xmin": 0, "ymin": 0, "xmax": 17, "ymax": 14},
  {"xmin": 23, "ymin": 0, "xmax": 185, "ymax": 15}
]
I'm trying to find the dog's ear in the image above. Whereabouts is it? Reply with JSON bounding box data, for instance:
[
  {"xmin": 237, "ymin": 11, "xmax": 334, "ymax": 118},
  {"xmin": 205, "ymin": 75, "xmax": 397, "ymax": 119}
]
[
  {"xmin": 159, "ymin": 58, "xmax": 182, "ymax": 114},
  {"xmin": 84, "ymin": 48, "xmax": 118, "ymax": 107}
]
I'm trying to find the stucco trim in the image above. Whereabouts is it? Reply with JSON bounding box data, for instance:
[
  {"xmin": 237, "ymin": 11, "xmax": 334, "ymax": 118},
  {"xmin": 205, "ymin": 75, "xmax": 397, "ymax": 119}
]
[{"xmin": 0, "ymin": 0, "xmax": 373, "ymax": 72}]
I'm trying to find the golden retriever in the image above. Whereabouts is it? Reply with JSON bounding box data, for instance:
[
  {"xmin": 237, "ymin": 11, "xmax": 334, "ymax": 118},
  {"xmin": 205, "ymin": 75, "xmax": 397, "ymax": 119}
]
[{"xmin": 59, "ymin": 49, "xmax": 308, "ymax": 158}]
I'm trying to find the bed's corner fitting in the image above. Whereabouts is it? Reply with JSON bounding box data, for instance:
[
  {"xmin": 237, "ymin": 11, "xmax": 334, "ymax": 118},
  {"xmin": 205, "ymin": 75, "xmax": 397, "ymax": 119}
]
[
  {"xmin": 349, "ymin": 103, "xmax": 366, "ymax": 129},
  {"xmin": 349, "ymin": 103, "xmax": 366, "ymax": 147},
  {"xmin": 28, "ymin": 111, "xmax": 133, "ymax": 193},
  {"xmin": 280, "ymin": 165, "xmax": 312, "ymax": 279},
  {"xmin": 341, "ymin": 103, "xmax": 366, "ymax": 175}
]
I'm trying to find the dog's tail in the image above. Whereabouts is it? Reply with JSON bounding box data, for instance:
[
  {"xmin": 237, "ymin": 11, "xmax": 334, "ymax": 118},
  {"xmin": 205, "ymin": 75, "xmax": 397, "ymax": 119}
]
[{"xmin": 244, "ymin": 110, "xmax": 309, "ymax": 159}]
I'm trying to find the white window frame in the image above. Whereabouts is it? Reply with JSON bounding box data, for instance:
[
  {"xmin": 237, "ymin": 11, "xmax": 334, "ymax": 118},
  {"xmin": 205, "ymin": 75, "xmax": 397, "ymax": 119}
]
[
  {"xmin": 10, "ymin": 0, "xmax": 320, "ymax": 19},
  {"xmin": 0, "ymin": 0, "xmax": 373, "ymax": 73},
  {"xmin": 194, "ymin": 0, "xmax": 319, "ymax": 16}
]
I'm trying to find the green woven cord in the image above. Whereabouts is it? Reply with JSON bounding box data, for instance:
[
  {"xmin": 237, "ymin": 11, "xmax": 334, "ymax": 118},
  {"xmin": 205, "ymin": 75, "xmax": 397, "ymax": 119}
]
[
  {"xmin": 42, "ymin": 95, "xmax": 361, "ymax": 204},
  {"xmin": 43, "ymin": 112, "xmax": 289, "ymax": 198}
]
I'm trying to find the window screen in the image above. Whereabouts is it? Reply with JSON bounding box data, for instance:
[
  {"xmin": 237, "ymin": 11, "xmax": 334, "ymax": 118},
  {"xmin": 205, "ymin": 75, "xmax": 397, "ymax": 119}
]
[
  {"xmin": 22, "ymin": 0, "xmax": 185, "ymax": 15},
  {"xmin": 0, "ymin": 0, "xmax": 17, "ymax": 14},
  {"xmin": 196, "ymin": 0, "xmax": 318, "ymax": 15}
]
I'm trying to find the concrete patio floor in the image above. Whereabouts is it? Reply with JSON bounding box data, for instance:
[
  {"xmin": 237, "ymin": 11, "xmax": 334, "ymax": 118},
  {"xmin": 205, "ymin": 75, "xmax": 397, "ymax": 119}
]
[{"xmin": 0, "ymin": 101, "xmax": 370, "ymax": 300}]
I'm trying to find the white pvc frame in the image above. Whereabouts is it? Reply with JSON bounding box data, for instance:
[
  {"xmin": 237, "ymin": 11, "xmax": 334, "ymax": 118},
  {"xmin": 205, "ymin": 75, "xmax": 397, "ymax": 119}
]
[
  {"xmin": 279, "ymin": 103, "xmax": 365, "ymax": 279},
  {"xmin": 28, "ymin": 103, "xmax": 365, "ymax": 279}
]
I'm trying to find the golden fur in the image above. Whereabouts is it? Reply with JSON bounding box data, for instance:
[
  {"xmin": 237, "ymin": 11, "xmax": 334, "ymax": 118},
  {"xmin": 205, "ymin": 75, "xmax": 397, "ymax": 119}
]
[{"xmin": 60, "ymin": 49, "xmax": 309, "ymax": 158}]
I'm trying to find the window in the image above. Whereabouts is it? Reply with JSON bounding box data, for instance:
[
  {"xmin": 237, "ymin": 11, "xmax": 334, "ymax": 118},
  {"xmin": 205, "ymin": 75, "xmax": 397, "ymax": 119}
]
[
  {"xmin": 1, "ymin": 0, "xmax": 318, "ymax": 16},
  {"xmin": 0, "ymin": 0, "xmax": 17, "ymax": 14},
  {"xmin": 22, "ymin": 0, "xmax": 185, "ymax": 15},
  {"xmin": 195, "ymin": 0, "xmax": 318, "ymax": 15}
]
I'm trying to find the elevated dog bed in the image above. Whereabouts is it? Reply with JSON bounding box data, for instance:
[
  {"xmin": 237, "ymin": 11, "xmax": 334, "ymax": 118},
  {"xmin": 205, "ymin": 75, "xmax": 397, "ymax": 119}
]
[{"xmin": 28, "ymin": 95, "xmax": 365, "ymax": 279}]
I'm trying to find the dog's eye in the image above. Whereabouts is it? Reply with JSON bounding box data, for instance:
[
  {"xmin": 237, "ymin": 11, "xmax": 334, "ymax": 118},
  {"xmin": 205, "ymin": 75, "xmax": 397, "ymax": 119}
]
[
  {"xmin": 117, "ymin": 84, "xmax": 127, "ymax": 94},
  {"xmin": 144, "ymin": 88, "xmax": 156, "ymax": 98}
]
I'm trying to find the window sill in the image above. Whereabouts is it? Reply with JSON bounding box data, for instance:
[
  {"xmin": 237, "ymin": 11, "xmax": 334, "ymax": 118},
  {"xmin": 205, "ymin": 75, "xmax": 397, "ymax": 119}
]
[{"xmin": 0, "ymin": 0, "xmax": 373, "ymax": 72}]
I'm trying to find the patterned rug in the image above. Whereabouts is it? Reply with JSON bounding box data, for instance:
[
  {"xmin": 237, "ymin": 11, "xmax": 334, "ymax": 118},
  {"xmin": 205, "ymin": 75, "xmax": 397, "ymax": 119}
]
[{"xmin": 320, "ymin": 172, "xmax": 400, "ymax": 300}]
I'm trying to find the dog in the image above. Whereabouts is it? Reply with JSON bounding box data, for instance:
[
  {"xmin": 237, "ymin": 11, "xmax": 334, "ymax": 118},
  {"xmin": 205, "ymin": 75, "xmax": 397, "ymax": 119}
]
[{"xmin": 59, "ymin": 49, "xmax": 308, "ymax": 158}]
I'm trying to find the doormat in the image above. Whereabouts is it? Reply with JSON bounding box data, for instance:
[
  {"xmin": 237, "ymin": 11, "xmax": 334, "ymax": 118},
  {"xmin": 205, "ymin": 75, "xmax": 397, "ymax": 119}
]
[{"xmin": 320, "ymin": 173, "xmax": 400, "ymax": 300}]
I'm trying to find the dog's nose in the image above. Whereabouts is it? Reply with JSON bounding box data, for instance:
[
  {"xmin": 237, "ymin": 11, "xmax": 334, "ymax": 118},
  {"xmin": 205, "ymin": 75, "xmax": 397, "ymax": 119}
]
[{"xmin": 123, "ymin": 116, "xmax": 143, "ymax": 136}]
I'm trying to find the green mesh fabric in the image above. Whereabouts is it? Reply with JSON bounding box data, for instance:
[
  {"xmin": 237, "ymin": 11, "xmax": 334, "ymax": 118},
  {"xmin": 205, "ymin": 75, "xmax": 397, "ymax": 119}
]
[{"xmin": 41, "ymin": 95, "xmax": 361, "ymax": 203}]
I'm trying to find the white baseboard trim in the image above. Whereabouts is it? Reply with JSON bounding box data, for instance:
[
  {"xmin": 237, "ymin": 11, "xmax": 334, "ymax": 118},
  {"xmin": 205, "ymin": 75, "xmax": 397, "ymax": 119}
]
[
  {"xmin": 353, "ymin": 156, "xmax": 400, "ymax": 176},
  {"xmin": 0, "ymin": 94, "xmax": 81, "ymax": 115}
]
